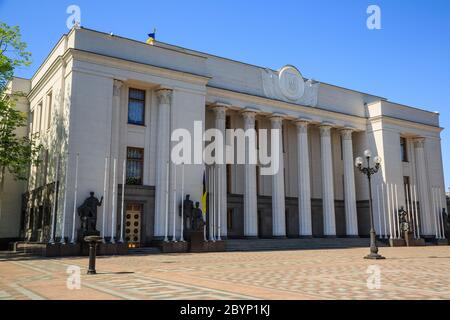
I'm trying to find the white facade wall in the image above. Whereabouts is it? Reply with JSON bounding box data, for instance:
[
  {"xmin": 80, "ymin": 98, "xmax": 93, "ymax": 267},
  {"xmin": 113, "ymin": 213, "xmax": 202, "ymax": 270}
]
[{"xmin": 4, "ymin": 27, "xmax": 446, "ymax": 242}]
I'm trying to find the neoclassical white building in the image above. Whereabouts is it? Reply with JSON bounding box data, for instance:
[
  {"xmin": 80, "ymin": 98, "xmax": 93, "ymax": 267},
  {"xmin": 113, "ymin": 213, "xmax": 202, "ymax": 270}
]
[{"xmin": 2, "ymin": 27, "xmax": 447, "ymax": 249}]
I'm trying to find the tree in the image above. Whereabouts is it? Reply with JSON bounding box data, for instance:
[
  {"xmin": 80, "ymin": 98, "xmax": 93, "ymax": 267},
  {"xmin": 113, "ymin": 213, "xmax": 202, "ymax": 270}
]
[{"xmin": 0, "ymin": 22, "xmax": 41, "ymax": 220}]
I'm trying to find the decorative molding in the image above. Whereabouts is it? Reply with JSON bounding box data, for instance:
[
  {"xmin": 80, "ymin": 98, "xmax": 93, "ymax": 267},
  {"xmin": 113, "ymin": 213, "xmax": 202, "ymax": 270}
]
[
  {"xmin": 414, "ymin": 137, "xmax": 425, "ymax": 148},
  {"xmin": 295, "ymin": 121, "xmax": 309, "ymax": 134},
  {"xmin": 319, "ymin": 125, "xmax": 332, "ymax": 137},
  {"xmin": 340, "ymin": 128, "xmax": 354, "ymax": 141},
  {"xmin": 242, "ymin": 111, "xmax": 256, "ymax": 127},
  {"xmin": 261, "ymin": 65, "xmax": 319, "ymax": 107},
  {"xmin": 213, "ymin": 105, "xmax": 227, "ymax": 120},
  {"xmin": 155, "ymin": 88, "xmax": 172, "ymax": 105},
  {"xmin": 113, "ymin": 80, "xmax": 123, "ymax": 97}
]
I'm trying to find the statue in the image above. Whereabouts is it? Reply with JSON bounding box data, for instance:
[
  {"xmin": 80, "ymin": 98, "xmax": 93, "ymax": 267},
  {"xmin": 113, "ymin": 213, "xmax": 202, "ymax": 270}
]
[
  {"xmin": 443, "ymin": 208, "xmax": 450, "ymax": 240},
  {"xmin": 78, "ymin": 192, "xmax": 103, "ymax": 233},
  {"xmin": 191, "ymin": 202, "xmax": 205, "ymax": 231},
  {"xmin": 180, "ymin": 194, "xmax": 194, "ymax": 231},
  {"xmin": 398, "ymin": 207, "xmax": 410, "ymax": 234}
]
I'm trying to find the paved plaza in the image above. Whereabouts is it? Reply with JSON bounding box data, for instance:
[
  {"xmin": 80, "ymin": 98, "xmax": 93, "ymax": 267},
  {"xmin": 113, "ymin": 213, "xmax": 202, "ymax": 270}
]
[{"xmin": 1, "ymin": 246, "xmax": 450, "ymax": 300}]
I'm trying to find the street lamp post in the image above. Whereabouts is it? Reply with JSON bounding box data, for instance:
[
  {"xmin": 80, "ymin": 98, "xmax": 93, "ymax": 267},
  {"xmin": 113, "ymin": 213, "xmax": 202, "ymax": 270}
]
[{"xmin": 355, "ymin": 150, "xmax": 385, "ymax": 260}]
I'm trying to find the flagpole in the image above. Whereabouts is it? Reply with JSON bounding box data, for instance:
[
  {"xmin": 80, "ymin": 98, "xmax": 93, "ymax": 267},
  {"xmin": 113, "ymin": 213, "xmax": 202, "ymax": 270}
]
[
  {"xmin": 60, "ymin": 152, "xmax": 70, "ymax": 244},
  {"xmin": 49, "ymin": 155, "xmax": 60, "ymax": 244},
  {"xmin": 119, "ymin": 158, "xmax": 126, "ymax": 243},
  {"xmin": 413, "ymin": 185, "xmax": 420, "ymax": 238},
  {"xmin": 381, "ymin": 183, "xmax": 388, "ymax": 239},
  {"xmin": 172, "ymin": 164, "xmax": 177, "ymax": 242},
  {"xmin": 387, "ymin": 183, "xmax": 393, "ymax": 239},
  {"xmin": 376, "ymin": 185, "xmax": 381, "ymax": 237},
  {"xmin": 110, "ymin": 158, "xmax": 117, "ymax": 244},
  {"xmin": 394, "ymin": 184, "xmax": 399, "ymax": 238},
  {"xmin": 70, "ymin": 153, "xmax": 79, "ymax": 244},
  {"xmin": 180, "ymin": 163, "xmax": 185, "ymax": 242},
  {"xmin": 101, "ymin": 157, "xmax": 108, "ymax": 242},
  {"xmin": 440, "ymin": 187, "xmax": 446, "ymax": 239},
  {"xmin": 217, "ymin": 164, "xmax": 222, "ymax": 241},
  {"xmin": 208, "ymin": 165, "xmax": 212, "ymax": 241},
  {"xmin": 164, "ymin": 161, "xmax": 169, "ymax": 242},
  {"xmin": 213, "ymin": 165, "xmax": 216, "ymax": 242}
]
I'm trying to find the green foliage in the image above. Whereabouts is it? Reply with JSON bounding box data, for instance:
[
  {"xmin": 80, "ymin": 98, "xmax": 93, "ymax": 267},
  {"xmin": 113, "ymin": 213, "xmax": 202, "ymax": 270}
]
[
  {"xmin": 0, "ymin": 22, "xmax": 31, "ymax": 90},
  {"xmin": 0, "ymin": 22, "xmax": 40, "ymax": 185}
]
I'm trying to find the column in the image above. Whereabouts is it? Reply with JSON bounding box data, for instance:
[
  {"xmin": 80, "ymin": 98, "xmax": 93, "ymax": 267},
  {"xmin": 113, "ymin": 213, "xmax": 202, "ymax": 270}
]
[
  {"xmin": 213, "ymin": 105, "xmax": 228, "ymax": 239},
  {"xmin": 341, "ymin": 128, "xmax": 358, "ymax": 236},
  {"xmin": 320, "ymin": 124, "xmax": 336, "ymax": 236},
  {"xmin": 270, "ymin": 116, "xmax": 286, "ymax": 237},
  {"xmin": 414, "ymin": 138, "xmax": 433, "ymax": 236},
  {"xmin": 295, "ymin": 120, "xmax": 312, "ymax": 237},
  {"xmin": 154, "ymin": 88, "xmax": 172, "ymax": 238},
  {"xmin": 243, "ymin": 111, "xmax": 258, "ymax": 238}
]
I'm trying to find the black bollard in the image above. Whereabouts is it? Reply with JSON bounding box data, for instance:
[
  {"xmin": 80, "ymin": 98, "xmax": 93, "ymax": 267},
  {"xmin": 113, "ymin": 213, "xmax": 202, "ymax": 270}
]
[{"xmin": 84, "ymin": 236, "xmax": 103, "ymax": 275}]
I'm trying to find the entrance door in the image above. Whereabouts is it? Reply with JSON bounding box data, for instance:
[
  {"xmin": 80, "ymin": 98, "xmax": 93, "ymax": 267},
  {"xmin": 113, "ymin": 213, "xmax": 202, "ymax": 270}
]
[{"xmin": 125, "ymin": 203, "xmax": 142, "ymax": 248}]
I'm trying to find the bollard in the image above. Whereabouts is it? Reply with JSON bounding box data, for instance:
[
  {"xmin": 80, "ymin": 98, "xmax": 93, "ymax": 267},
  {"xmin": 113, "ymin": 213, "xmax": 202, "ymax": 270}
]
[{"xmin": 84, "ymin": 236, "xmax": 103, "ymax": 275}]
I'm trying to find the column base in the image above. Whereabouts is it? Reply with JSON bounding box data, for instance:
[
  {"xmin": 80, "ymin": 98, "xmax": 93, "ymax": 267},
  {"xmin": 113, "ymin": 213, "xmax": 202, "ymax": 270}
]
[
  {"xmin": 323, "ymin": 235, "xmax": 337, "ymax": 239},
  {"xmin": 272, "ymin": 236, "xmax": 287, "ymax": 239},
  {"xmin": 364, "ymin": 253, "xmax": 386, "ymax": 260},
  {"xmin": 345, "ymin": 235, "xmax": 360, "ymax": 238},
  {"xmin": 298, "ymin": 235, "xmax": 313, "ymax": 239}
]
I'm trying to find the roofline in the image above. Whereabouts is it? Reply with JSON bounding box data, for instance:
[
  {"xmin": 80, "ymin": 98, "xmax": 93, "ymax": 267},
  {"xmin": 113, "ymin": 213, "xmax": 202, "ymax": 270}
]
[
  {"xmin": 76, "ymin": 28, "xmax": 392, "ymax": 101},
  {"xmin": 24, "ymin": 26, "xmax": 439, "ymax": 115}
]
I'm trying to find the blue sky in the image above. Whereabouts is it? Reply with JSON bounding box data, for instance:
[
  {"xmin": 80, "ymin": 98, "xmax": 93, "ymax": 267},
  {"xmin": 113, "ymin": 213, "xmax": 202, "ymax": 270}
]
[{"xmin": 1, "ymin": 0, "xmax": 449, "ymax": 189}]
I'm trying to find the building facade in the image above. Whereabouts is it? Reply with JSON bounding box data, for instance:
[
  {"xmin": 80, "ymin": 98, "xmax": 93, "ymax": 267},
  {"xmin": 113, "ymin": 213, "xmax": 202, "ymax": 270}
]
[{"xmin": 2, "ymin": 27, "xmax": 447, "ymax": 248}]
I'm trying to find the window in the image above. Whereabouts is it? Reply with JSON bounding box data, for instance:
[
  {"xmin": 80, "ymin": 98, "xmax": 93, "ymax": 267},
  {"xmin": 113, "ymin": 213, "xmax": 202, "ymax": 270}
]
[
  {"xmin": 400, "ymin": 137, "xmax": 408, "ymax": 162},
  {"xmin": 126, "ymin": 147, "xmax": 144, "ymax": 185},
  {"xmin": 128, "ymin": 88, "xmax": 145, "ymax": 125},
  {"xmin": 37, "ymin": 102, "xmax": 43, "ymax": 132},
  {"xmin": 47, "ymin": 92, "xmax": 52, "ymax": 129}
]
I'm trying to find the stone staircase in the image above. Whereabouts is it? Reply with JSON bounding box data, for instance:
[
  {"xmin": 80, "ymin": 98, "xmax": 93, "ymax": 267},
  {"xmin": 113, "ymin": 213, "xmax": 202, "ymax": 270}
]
[
  {"xmin": 127, "ymin": 247, "xmax": 161, "ymax": 255},
  {"xmin": 226, "ymin": 238, "xmax": 387, "ymax": 252}
]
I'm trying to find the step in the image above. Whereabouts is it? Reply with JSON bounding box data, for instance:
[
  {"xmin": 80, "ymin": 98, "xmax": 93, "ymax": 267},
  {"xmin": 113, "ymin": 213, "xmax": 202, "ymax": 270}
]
[
  {"xmin": 128, "ymin": 247, "xmax": 161, "ymax": 255},
  {"xmin": 225, "ymin": 238, "xmax": 383, "ymax": 252}
]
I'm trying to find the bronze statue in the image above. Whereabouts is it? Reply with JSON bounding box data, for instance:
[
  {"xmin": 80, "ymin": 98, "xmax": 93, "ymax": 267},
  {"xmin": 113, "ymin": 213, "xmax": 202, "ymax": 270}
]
[
  {"xmin": 180, "ymin": 194, "xmax": 194, "ymax": 231},
  {"xmin": 191, "ymin": 202, "xmax": 205, "ymax": 231},
  {"xmin": 443, "ymin": 208, "xmax": 450, "ymax": 240},
  {"xmin": 398, "ymin": 207, "xmax": 410, "ymax": 234},
  {"xmin": 78, "ymin": 192, "xmax": 103, "ymax": 232}
]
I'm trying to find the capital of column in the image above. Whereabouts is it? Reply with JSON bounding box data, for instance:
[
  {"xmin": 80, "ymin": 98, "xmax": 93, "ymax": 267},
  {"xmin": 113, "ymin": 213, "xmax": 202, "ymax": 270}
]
[
  {"xmin": 113, "ymin": 80, "xmax": 123, "ymax": 97},
  {"xmin": 242, "ymin": 111, "xmax": 257, "ymax": 127},
  {"xmin": 414, "ymin": 137, "xmax": 425, "ymax": 149},
  {"xmin": 155, "ymin": 88, "xmax": 173, "ymax": 105},
  {"xmin": 319, "ymin": 123, "xmax": 333, "ymax": 137},
  {"xmin": 269, "ymin": 115, "xmax": 284, "ymax": 129},
  {"xmin": 212, "ymin": 105, "xmax": 227, "ymax": 120},
  {"xmin": 295, "ymin": 119, "xmax": 310, "ymax": 134},
  {"xmin": 340, "ymin": 128, "xmax": 354, "ymax": 141}
]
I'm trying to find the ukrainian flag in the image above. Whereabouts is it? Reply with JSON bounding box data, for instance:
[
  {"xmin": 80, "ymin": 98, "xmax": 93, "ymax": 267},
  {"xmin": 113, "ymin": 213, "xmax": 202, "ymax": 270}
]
[
  {"xmin": 146, "ymin": 30, "xmax": 156, "ymax": 45},
  {"xmin": 201, "ymin": 170, "xmax": 207, "ymax": 221}
]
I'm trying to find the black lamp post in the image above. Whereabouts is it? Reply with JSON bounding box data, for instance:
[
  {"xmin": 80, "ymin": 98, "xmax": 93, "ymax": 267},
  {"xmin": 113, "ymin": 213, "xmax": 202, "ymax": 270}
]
[{"xmin": 355, "ymin": 150, "xmax": 385, "ymax": 260}]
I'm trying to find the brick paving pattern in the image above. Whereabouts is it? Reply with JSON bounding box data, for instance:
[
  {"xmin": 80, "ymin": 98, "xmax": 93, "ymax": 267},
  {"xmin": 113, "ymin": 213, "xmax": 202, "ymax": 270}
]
[{"xmin": 1, "ymin": 246, "xmax": 450, "ymax": 300}]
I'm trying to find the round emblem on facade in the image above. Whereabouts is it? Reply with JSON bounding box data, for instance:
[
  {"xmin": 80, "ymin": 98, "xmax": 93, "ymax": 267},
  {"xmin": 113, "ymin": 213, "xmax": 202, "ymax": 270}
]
[{"xmin": 278, "ymin": 65, "xmax": 305, "ymax": 101}]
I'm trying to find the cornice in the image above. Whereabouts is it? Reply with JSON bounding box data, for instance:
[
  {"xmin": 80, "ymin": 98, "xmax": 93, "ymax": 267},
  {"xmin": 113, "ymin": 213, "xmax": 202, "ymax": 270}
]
[
  {"xmin": 70, "ymin": 48, "xmax": 211, "ymax": 86},
  {"xmin": 368, "ymin": 115, "xmax": 443, "ymax": 133},
  {"xmin": 206, "ymin": 86, "xmax": 367, "ymax": 128}
]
